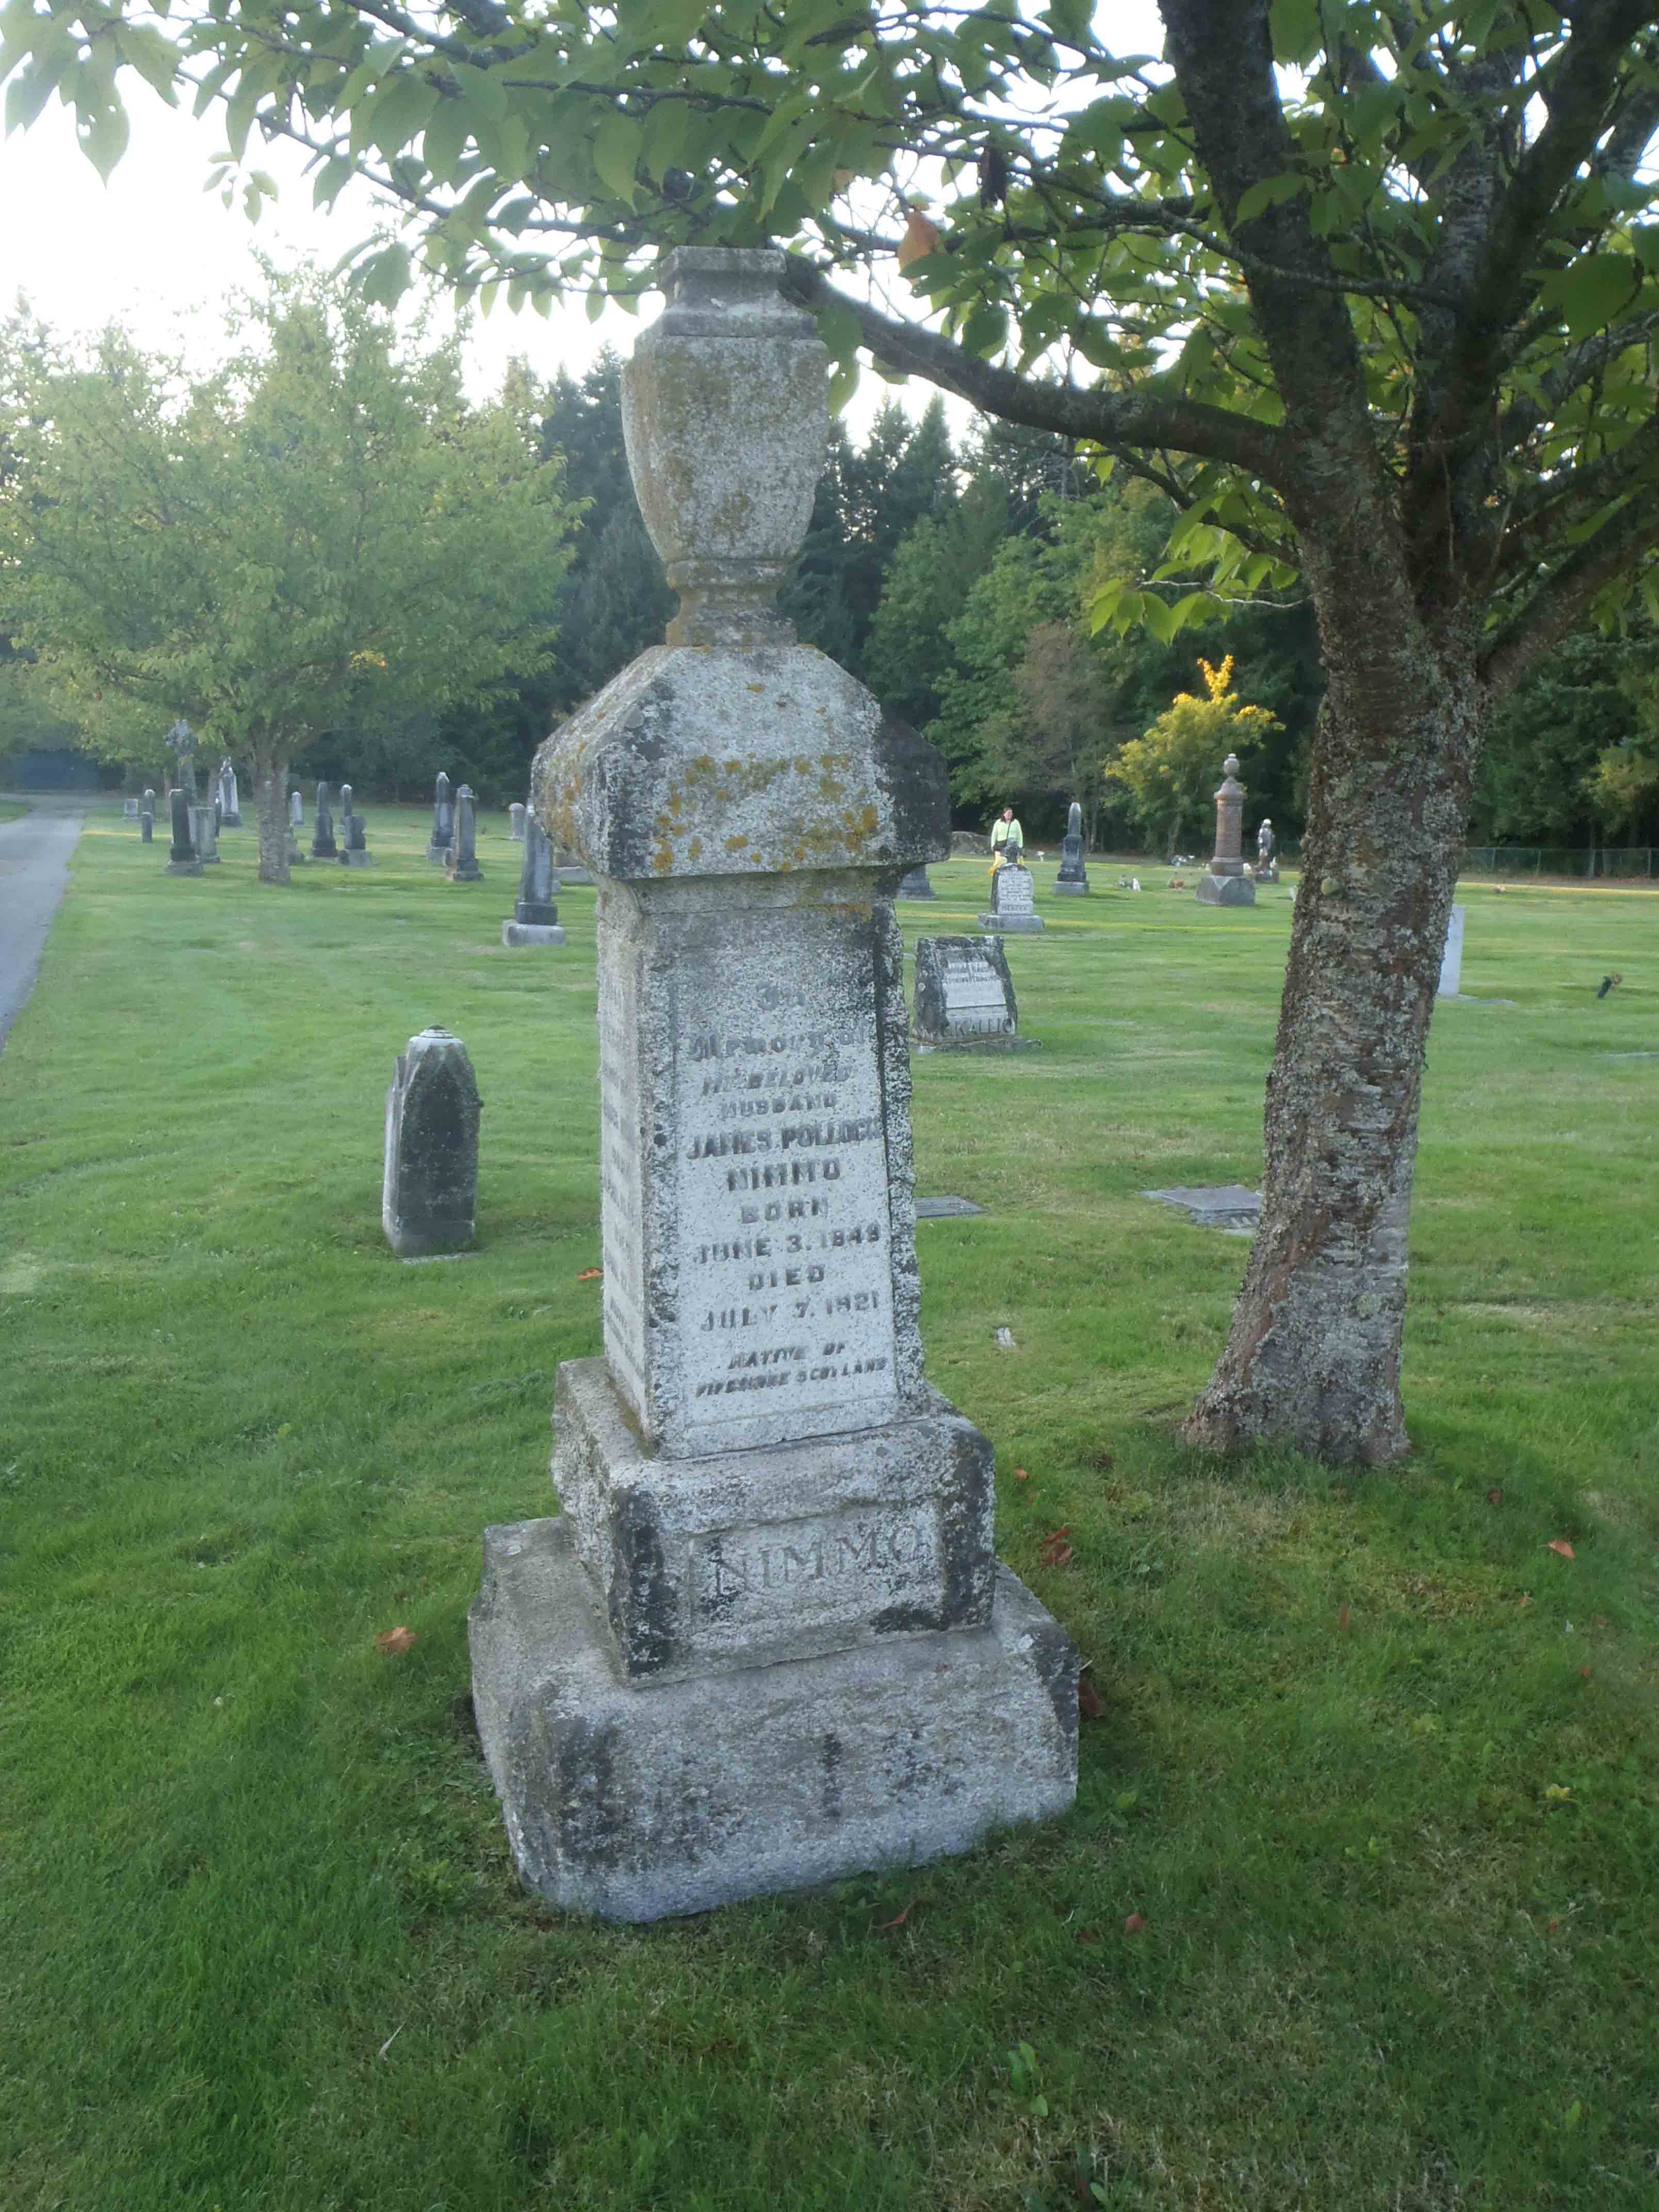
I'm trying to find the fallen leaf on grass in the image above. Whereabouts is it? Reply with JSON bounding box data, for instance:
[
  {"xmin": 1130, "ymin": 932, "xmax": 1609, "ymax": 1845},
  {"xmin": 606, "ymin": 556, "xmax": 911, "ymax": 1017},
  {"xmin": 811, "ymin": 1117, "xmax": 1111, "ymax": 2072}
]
[
  {"xmin": 375, "ymin": 1626, "xmax": 417, "ymax": 1655},
  {"xmin": 1486, "ymin": 1487, "xmax": 1503, "ymax": 1506},
  {"xmin": 1038, "ymin": 1526, "xmax": 1074, "ymax": 1568},
  {"xmin": 1338, "ymin": 1601, "xmax": 1351, "ymax": 1633},
  {"xmin": 1548, "ymin": 1539, "xmax": 1576, "ymax": 1560},
  {"xmin": 1591, "ymin": 1614, "xmax": 1609, "ymax": 1629},
  {"xmin": 1519, "ymin": 1593, "xmax": 1532, "ymax": 1608},
  {"xmin": 1123, "ymin": 1912, "xmax": 1146, "ymax": 1935},
  {"xmin": 1078, "ymin": 1672, "xmax": 1107, "ymax": 1720},
  {"xmin": 1579, "ymin": 1664, "xmax": 1592, "ymax": 1681},
  {"xmin": 1013, "ymin": 1466, "xmax": 1031, "ymax": 1482},
  {"xmin": 576, "ymin": 1268, "xmax": 601, "ymax": 1282},
  {"xmin": 1074, "ymin": 1927, "xmax": 1102, "ymax": 1946},
  {"xmin": 1547, "ymin": 1916, "xmax": 1561, "ymax": 1935},
  {"xmin": 874, "ymin": 1898, "xmax": 921, "ymax": 1935}
]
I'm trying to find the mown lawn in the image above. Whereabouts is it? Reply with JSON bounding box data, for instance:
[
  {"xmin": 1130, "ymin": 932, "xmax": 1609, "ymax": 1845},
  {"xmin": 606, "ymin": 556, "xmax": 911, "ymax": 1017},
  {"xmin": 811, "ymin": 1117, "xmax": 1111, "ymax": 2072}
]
[{"xmin": 3, "ymin": 811, "xmax": 1656, "ymax": 2211}]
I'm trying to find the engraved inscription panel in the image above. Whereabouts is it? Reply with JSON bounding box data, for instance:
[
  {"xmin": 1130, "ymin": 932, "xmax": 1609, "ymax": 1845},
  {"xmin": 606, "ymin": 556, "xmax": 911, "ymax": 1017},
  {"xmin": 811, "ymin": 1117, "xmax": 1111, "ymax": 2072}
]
[
  {"xmin": 995, "ymin": 867, "xmax": 1034, "ymax": 916},
  {"xmin": 941, "ymin": 950, "xmax": 1014, "ymax": 1037},
  {"xmin": 689, "ymin": 1504, "xmax": 937, "ymax": 1632},
  {"xmin": 677, "ymin": 941, "xmax": 898, "ymax": 1439},
  {"xmin": 597, "ymin": 935, "xmax": 649, "ymax": 1418}
]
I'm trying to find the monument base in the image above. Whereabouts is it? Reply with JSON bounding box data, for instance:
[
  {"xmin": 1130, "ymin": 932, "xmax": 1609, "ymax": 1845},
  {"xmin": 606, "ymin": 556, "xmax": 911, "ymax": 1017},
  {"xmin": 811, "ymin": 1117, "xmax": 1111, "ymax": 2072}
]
[
  {"xmin": 557, "ymin": 868, "xmax": 595, "ymax": 887},
  {"xmin": 340, "ymin": 850, "xmax": 375, "ymax": 867},
  {"xmin": 1194, "ymin": 872, "xmax": 1255, "ymax": 906},
  {"xmin": 977, "ymin": 913, "xmax": 1046, "ymax": 933},
  {"xmin": 502, "ymin": 921, "xmax": 567, "ymax": 949},
  {"xmin": 312, "ymin": 845, "xmax": 337, "ymax": 861},
  {"xmin": 448, "ymin": 862, "xmax": 482, "ymax": 882},
  {"xmin": 896, "ymin": 868, "xmax": 935, "ymax": 900},
  {"xmin": 220, "ymin": 811, "xmax": 242, "ymax": 827},
  {"xmin": 164, "ymin": 857, "xmax": 203, "ymax": 876},
  {"xmin": 469, "ymin": 1515, "xmax": 1078, "ymax": 1923},
  {"xmin": 1052, "ymin": 880, "xmax": 1089, "ymax": 896},
  {"xmin": 427, "ymin": 844, "xmax": 453, "ymax": 865}
]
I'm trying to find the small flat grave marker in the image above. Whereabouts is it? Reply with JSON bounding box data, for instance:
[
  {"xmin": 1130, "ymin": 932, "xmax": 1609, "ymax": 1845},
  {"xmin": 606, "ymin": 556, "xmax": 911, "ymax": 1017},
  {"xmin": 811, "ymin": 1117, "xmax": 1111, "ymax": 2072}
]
[
  {"xmin": 1144, "ymin": 1184, "xmax": 1262, "ymax": 1235},
  {"xmin": 915, "ymin": 1196, "xmax": 988, "ymax": 1219}
]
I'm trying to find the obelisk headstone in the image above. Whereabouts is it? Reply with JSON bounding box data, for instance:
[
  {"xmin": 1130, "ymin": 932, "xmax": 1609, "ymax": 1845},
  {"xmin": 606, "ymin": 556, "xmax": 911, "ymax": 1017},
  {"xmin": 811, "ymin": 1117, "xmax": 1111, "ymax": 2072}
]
[
  {"xmin": 1054, "ymin": 801, "xmax": 1088, "ymax": 894},
  {"xmin": 382, "ymin": 1027, "xmax": 482, "ymax": 1257},
  {"xmin": 165, "ymin": 788, "xmax": 201, "ymax": 876},
  {"xmin": 501, "ymin": 816, "xmax": 565, "ymax": 947},
  {"xmin": 427, "ymin": 771, "xmax": 454, "ymax": 864},
  {"xmin": 447, "ymin": 786, "xmax": 482, "ymax": 881},
  {"xmin": 217, "ymin": 758, "xmax": 242, "ymax": 827},
  {"xmin": 468, "ymin": 248, "xmax": 1077, "ymax": 1925},
  {"xmin": 1195, "ymin": 754, "xmax": 1256, "ymax": 906},
  {"xmin": 312, "ymin": 782, "xmax": 336, "ymax": 859}
]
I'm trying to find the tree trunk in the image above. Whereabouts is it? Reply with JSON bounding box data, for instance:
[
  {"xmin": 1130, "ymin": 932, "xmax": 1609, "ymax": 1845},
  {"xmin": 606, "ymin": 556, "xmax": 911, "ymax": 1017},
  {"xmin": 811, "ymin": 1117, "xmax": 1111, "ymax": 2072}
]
[
  {"xmin": 255, "ymin": 758, "xmax": 290, "ymax": 885},
  {"xmin": 1183, "ymin": 608, "xmax": 1483, "ymax": 1466}
]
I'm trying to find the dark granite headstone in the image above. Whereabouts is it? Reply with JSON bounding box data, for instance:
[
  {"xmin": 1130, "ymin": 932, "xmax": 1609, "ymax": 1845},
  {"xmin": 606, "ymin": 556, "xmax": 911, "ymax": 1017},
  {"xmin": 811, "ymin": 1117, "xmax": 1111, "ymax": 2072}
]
[
  {"xmin": 338, "ymin": 785, "xmax": 373, "ymax": 866},
  {"xmin": 913, "ymin": 935, "xmax": 1024, "ymax": 1047},
  {"xmin": 502, "ymin": 815, "xmax": 564, "ymax": 946},
  {"xmin": 382, "ymin": 1027, "xmax": 482, "ymax": 1257},
  {"xmin": 897, "ymin": 865, "xmax": 936, "ymax": 899},
  {"xmin": 312, "ymin": 782, "xmax": 336, "ymax": 858},
  {"xmin": 1055, "ymin": 801, "xmax": 1088, "ymax": 894},
  {"xmin": 979, "ymin": 860, "xmax": 1044, "ymax": 933},
  {"xmin": 165, "ymin": 787, "xmax": 202, "ymax": 875},
  {"xmin": 140, "ymin": 789, "xmax": 155, "ymax": 843}
]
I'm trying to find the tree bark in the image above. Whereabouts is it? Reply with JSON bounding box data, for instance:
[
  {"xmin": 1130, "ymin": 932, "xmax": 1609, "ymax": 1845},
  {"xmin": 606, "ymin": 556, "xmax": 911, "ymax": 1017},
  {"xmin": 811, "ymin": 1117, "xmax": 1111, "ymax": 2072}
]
[
  {"xmin": 1182, "ymin": 590, "xmax": 1484, "ymax": 1465},
  {"xmin": 255, "ymin": 759, "xmax": 290, "ymax": 885}
]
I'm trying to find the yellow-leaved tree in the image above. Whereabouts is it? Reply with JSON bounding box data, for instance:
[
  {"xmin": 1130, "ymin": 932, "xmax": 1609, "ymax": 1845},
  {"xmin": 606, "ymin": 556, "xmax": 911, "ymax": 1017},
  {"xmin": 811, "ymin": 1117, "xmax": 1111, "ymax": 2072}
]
[{"xmin": 1108, "ymin": 658, "xmax": 1279, "ymax": 860}]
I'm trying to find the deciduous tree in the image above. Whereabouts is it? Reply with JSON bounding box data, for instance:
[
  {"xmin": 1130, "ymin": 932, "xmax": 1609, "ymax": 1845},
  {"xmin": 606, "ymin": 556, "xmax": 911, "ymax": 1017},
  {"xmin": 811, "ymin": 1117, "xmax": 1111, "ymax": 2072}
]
[{"xmin": 11, "ymin": 3, "xmax": 1659, "ymax": 1458}]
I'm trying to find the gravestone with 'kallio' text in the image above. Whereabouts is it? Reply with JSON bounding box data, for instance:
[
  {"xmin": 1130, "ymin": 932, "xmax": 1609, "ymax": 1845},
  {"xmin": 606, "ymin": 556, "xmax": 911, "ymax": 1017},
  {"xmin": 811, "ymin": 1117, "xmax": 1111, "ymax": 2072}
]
[
  {"xmin": 912, "ymin": 936, "xmax": 1027, "ymax": 1049},
  {"xmin": 469, "ymin": 248, "xmax": 1077, "ymax": 1924}
]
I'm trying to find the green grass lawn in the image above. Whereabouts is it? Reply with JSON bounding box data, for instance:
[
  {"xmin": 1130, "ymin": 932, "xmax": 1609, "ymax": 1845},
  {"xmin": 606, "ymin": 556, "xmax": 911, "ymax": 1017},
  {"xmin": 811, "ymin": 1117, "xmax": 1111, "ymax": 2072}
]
[{"xmin": 3, "ymin": 814, "xmax": 1656, "ymax": 2211}]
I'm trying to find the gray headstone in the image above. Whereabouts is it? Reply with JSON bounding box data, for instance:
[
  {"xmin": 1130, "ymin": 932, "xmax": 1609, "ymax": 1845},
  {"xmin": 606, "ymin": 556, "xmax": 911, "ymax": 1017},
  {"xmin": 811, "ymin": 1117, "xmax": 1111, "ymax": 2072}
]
[
  {"xmin": 383, "ymin": 1027, "xmax": 481, "ymax": 1257},
  {"xmin": 1054, "ymin": 800, "xmax": 1088, "ymax": 893},
  {"xmin": 122, "ymin": 796, "xmax": 140, "ymax": 820},
  {"xmin": 1437, "ymin": 903, "xmax": 1466, "ymax": 998},
  {"xmin": 1255, "ymin": 818, "xmax": 1277, "ymax": 880},
  {"xmin": 503, "ymin": 815, "xmax": 564, "ymax": 946},
  {"xmin": 896, "ymin": 865, "xmax": 935, "ymax": 899},
  {"xmin": 978, "ymin": 861, "xmax": 1044, "ymax": 933},
  {"xmin": 338, "ymin": 784, "xmax": 372, "ymax": 865},
  {"xmin": 1195, "ymin": 754, "xmax": 1255, "ymax": 906},
  {"xmin": 290, "ymin": 787, "xmax": 303, "ymax": 828},
  {"xmin": 311, "ymin": 783, "xmax": 336, "ymax": 858},
  {"xmin": 509, "ymin": 801, "xmax": 527, "ymax": 841},
  {"xmin": 217, "ymin": 758, "xmax": 241, "ymax": 826},
  {"xmin": 165, "ymin": 787, "xmax": 201, "ymax": 875},
  {"xmin": 190, "ymin": 800, "xmax": 220, "ymax": 864},
  {"xmin": 428, "ymin": 771, "xmax": 454, "ymax": 863},
  {"xmin": 448, "ymin": 784, "xmax": 482, "ymax": 880},
  {"xmin": 468, "ymin": 247, "xmax": 1076, "ymax": 1923},
  {"xmin": 912, "ymin": 936, "xmax": 1021, "ymax": 1047}
]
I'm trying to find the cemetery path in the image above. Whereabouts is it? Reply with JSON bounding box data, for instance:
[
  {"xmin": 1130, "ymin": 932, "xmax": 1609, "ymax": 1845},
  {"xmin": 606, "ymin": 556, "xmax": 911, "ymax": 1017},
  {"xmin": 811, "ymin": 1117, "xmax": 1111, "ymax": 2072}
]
[{"xmin": 0, "ymin": 804, "xmax": 84, "ymax": 1053}]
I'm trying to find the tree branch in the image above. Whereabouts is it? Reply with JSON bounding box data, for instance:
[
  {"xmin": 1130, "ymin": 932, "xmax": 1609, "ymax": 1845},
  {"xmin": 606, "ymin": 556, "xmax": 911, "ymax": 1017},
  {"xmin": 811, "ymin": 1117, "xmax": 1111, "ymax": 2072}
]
[
  {"xmin": 778, "ymin": 255, "xmax": 1290, "ymax": 483},
  {"xmin": 1480, "ymin": 476, "xmax": 1659, "ymax": 696}
]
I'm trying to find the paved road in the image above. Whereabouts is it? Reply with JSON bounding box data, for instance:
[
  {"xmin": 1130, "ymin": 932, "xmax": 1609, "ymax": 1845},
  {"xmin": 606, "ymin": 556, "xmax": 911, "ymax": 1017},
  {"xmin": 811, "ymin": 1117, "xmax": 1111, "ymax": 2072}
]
[{"xmin": 0, "ymin": 804, "xmax": 85, "ymax": 1052}]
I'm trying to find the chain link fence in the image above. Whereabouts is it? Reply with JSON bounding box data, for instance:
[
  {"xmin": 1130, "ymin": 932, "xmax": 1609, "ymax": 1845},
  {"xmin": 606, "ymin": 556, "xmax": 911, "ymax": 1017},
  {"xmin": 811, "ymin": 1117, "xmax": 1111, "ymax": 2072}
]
[{"xmin": 1463, "ymin": 846, "xmax": 1654, "ymax": 879}]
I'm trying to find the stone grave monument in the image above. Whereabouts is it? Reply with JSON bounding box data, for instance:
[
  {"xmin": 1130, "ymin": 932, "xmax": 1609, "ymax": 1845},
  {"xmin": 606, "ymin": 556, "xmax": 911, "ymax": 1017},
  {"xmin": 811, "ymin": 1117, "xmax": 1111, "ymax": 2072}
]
[
  {"xmin": 896, "ymin": 865, "xmax": 936, "ymax": 899},
  {"xmin": 509, "ymin": 801, "xmax": 527, "ymax": 841},
  {"xmin": 190, "ymin": 795, "xmax": 220, "ymax": 865},
  {"xmin": 122, "ymin": 796, "xmax": 140, "ymax": 820},
  {"xmin": 978, "ymin": 858, "xmax": 1044, "ymax": 933},
  {"xmin": 290, "ymin": 786, "xmax": 304, "ymax": 829},
  {"xmin": 1054, "ymin": 802, "xmax": 1089, "ymax": 894},
  {"xmin": 428, "ymin": 771, "xmax": 455, "ymax": 864},
  {"xmin": 912, "ymin": 936, "xmax": 1028, "ymax": 1049},
  {"xmin": 217, "ymin": 758, "xmax": 242, "ymax": 827},
  {"xmin": 165, "ymin": 718, "xmax": 199, "ymax": 802},
  {"xmin": 312, "ymin": 782, "xmax": 337, "ymax": 859},
  {"xmin": 502, "ymin": 816, "xmax": 565, "ymax": 947},
  {"xmin": 468, "ymin": 248, "xmax": 1078, "ymax": 1924},
  {"xmin": 447, "ymin": 786, "xmax": 483, "ymax": 881},
  {"xmin": 1195, "ymin": 755, "xmax": 1255, "ymax": 906},
  {"xmin": 1437, "ymin": 903, "xmax": 1466, "ymax": 998},
  {"xmin": 165, "ymin": 788, "xmax": 201, "ymax": 876},
  {"xmin": 1255, "ymin": 818, "xmax": 1278, "ymax": 883},
  {"xmin": 339, "ymin": 785, "xmax": 372, "ymax": 866},
  {"xmin": 382, "ymin": 1027, "xmax": 481, "ymax": 1258},
  {"xmin": 139, "ymin": 790, "xmax": 155, "ymax": 843}
]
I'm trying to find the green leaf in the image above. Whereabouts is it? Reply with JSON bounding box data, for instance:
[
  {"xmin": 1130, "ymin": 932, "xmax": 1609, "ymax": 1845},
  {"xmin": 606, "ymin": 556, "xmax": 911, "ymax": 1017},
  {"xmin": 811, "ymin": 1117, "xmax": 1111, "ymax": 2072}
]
[
  {"xmin": 1540, "ymin": 253, "xmax": 1642, "ymax": 343},
  {"xmin": 356, "ymin": 242, "xmax": 411, "ymax": 308},
  {"xmin": 367, "ymin": 72, "xmax": 436, "ymax": 160},
  {"xmin": 1234, "ymin": 171, "xmax": 1307, "ymax": 225},
  {"xmin": 592, "ymin": 112, "xmax": 641, "ymax": 205},
  {"xmin": 109, "ymin": 23, "xmax": 180, "ymax": 106}
]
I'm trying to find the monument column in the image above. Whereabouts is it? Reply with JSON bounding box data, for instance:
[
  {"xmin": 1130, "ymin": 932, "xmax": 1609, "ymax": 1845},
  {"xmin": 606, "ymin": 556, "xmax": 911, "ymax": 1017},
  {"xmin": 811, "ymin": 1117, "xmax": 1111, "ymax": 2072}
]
[
  {"xmin": 1195, "ymin": 753, "xmax": 1256, "ymax": 906},
  {"xmin": 469, "ymin": 249, "xmax": 1077, "ymax": 1923}
]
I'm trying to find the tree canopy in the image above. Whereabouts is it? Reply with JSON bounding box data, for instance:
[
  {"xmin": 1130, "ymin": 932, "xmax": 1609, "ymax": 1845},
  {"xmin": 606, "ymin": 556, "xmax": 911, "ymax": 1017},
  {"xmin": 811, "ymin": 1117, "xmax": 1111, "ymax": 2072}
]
[{"xmin": 0, "ymin": 269, "xmax": 575, "ymax": 879}]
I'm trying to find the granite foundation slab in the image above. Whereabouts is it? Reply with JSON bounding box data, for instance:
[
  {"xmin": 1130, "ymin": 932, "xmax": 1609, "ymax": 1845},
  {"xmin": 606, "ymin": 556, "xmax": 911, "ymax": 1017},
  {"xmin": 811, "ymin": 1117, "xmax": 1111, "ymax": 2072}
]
[
  {"xmin": 502, "ymin": 921, "xmax": 568, "ymax": 949},
  {"xmin": 1194, "ymin": 872, "xmax": 1254, "ymax": 906},
  {"xmin": 1051, "ymin": 881, "xmax": 1089, "ymax": 896},
  {"xmin": 468, "ymin": 1514, "xmax": 1078, "ymax": 1922},
  {"xmin": 915, "ymin": 1196, "xmax": 986, "ymax": 1219},
  {"xmin": 1144, "ymin": 1183, "xmax": 1261, "ymax": 1233},
  {"xmin": 551, "ymin": 1355, "xmax": 994, "ymax": 1683},
  {"xmin": 340, "ymin": 850, "xmax": 375, "ymax": 867},
  {"xmin": 976, "ymin": 913, "xmax": 1046, "ymax": 933}
]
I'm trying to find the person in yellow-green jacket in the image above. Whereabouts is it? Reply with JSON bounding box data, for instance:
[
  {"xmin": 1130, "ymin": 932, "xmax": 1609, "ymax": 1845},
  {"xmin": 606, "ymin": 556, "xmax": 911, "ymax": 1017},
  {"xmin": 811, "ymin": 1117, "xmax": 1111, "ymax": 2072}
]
[{"xmin": 989, "ymin": 806, "xmax": 1023, "ymax": 858}]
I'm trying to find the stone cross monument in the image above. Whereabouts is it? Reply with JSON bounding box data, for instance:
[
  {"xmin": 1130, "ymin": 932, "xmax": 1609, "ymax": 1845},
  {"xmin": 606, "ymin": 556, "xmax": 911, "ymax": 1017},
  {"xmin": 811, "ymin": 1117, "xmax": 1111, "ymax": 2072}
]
[
  {"xmin": 468, "ymin": 249, "xmax": 1077, "ymax": 1923},
  {"xmin": 1194, "ymin": 753, "xmax": 1256, "ymax": 906}
]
